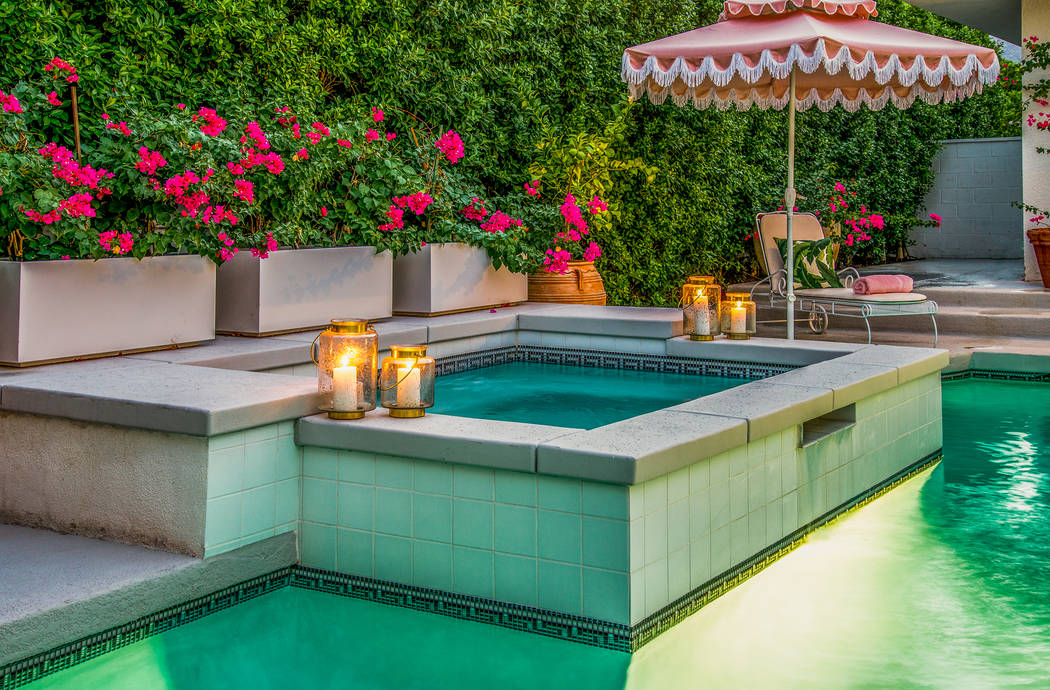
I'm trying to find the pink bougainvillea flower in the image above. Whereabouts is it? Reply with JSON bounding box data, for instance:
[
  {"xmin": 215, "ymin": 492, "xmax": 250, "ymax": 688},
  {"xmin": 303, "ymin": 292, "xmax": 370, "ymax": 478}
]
[
  {"xmin": 44, "ymin": 57, "xmax": 78, "ymax": 83},
  {"xmin": 378, "ymin": 204, "xmax": 405, "ymax": 232},
  {"xmin": 588, "ymin": 195, "xmax": 607, "ymax": 214},
  {"xmin": 462, "ymin": 198, "xmax": 487, "ymax": 221},
  {"xmin": 0, "ymin": 89, "xmax": 23, "ymax": 114},
  {"xmin": 135, "ymin": 147, "xmax": 168, "ymax": 176},
  {"xmin": 524, "ymin": 180, "xmax": 540, "ymax": 197},
  {"xmin": 929, "ymin": 212, "xmax": 942, "ymax": 227},
  {"xmin": 98, "ymin": 229, "xmax": 134, "ymax": 255},
  {"xmin": 434, "ymin": 130, "xmax": 464, "ymax": 164},
  {"xmin": 250, "ymin": 232, "xmax": 278, "ymax": 259},
  {"xmin": 559, "ymin": 194, "xmax": 588, "ymax": 233},
  {"xmin": 392, "ymin": 192, "xmax": 433, "ymax": 215},
  {"xmin": 176, "ymin": 103, "xmax": 186, "ymax": 110},
  {"xmin": 336, "ymin": 139, "xmax": 353, "ymax": 148},
  {"xmin": 481, "ymin": 210, "xmax": 519, "ymax": 234},
  {"xmin": 295, "ymin": 147, "xmax": 309, "ymax": 160},
  {"xmin": 386, "ymin": 132, "xmax": 396, "ymax": 141},
  {"xmin": 583, "ymin": 241, "xmax": 601, "ymax": 262},
  {"xmin": 320, "ymin": 206, "xmax": 328, "ymax": 217},
  {"xmin": 104, "ymin": 118, "xmax": 133, "ymax": 136},
  {"xmin": 364, "ymin": 129, "xmax": 381, "ymax": 143},
  {"xmin": 226, "ymin": 161, "xmax": 245, "ymax": 176},
  {"xmin": 868, "ymin": 213, "xmax": 885, "ymax": 230},
  {"xmin": 371, "ymin": 107, "xmax": 384, "ymax": 123},
  {"xmin": 46, "ymin": 91, "xmax": 62, "ymax": 106},
  {"xmin": 233, "ymin": 179, "xmax": 254, "ymax": 204},
  {"xmin": 244, "ymin": 122, "xmax": 270, "ymax": 151},
  {"xmin": 834, "ymin": 181, "xmax": 846, "ymax": 193},
  {"xmin": 542, "ymin": 248, "xmax": 572, "ymax": 274},
  {"xmin": 193, "ymin": 107, "xmax": 227, "ymax": 136},
  {"xmin": 61, "ymin": 255, "xmax": 70, "ymax": 260}
]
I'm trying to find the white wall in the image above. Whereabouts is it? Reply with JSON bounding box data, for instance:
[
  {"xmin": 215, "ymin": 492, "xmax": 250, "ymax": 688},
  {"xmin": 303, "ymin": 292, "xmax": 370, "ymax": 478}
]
[{"xmin": 1023, "ymin": 0, "xmax": 1050, "ymax": 280}]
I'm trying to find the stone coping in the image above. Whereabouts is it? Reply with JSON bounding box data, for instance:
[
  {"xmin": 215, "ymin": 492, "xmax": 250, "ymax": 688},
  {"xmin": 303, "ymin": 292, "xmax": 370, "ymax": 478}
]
[
  {"xmin": 296, "ymin": 412, "xmax": 576, "ymax": 474},
  {"xmin": 665, "ymin": 336, "xmax": 867, "ymax": 365},
  {"xmin": 518, "ymin": 304, "xmax": 684, "ymax": 339},
  {"xmin": 0, "ymin": 362, "xmax": 319, "ymax": 437}
]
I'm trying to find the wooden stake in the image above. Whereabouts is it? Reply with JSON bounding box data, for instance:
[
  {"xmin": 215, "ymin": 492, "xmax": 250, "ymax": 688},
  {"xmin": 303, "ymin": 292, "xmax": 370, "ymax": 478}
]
[{"xmin": 70, "ymin": 83, "xmax": 82, "ymax": 163}]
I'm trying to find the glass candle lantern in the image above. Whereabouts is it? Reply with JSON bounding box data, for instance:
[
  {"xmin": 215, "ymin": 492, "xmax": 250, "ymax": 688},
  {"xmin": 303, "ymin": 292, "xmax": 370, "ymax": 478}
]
[
  {"xmin": 686, "ymin": 274, "xmax": 716, "ymax": 287},
  {"xmin": 682, "ymin": 282, "xmax": 721, "ymax": 341},
  {"xmin": 719, "ymin": 293, "xmax": 757, "ymax": 340},
  {"xmin": 314, "ymin": 319, "xmax": 378, "ymax": 419},
  {"xmin": 380, "ymin": 345, "xmax": 436, "ymax": 418}
]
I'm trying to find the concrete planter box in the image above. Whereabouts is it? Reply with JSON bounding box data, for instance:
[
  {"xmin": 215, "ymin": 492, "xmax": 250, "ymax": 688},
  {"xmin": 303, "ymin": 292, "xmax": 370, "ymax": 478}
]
[
  {"xmin": 0, "ymin": 256, "xmax": 215, "ymax": 367},
  {"xmin": 392, "ymin": 242, "xmax": 527, "ymax": 316},
  {"xmin": 215, "ymin": 246, "xmax": 392, "ymax": 335}
]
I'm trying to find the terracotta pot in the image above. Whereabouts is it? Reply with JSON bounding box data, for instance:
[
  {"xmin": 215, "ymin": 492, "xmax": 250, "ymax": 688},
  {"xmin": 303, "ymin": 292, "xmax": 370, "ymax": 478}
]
[
  {"xmin": 1028, "ymin": 227, "xmax": 1050, "ymax": 288},
  {"xmin": 527, "ymin": 261, "xmax": 607, "ymax": 305}
]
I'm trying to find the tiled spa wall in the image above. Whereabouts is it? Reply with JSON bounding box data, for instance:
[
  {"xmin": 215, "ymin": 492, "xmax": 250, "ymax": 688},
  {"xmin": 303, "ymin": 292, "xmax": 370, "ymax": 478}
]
[{"xmin": 284, "ymin": 372, "xmax": 941, "ymax": 626}]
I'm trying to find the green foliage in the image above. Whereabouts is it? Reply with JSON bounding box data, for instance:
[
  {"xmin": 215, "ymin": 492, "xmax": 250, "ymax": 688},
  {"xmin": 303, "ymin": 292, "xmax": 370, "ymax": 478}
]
[
  {"xmin": 0, "ymin": 0, "xmax": 1020, "ymax": 301},
  {"xmin": 775, "ymin": 236, "xmax": 841, "ymax": 289}
]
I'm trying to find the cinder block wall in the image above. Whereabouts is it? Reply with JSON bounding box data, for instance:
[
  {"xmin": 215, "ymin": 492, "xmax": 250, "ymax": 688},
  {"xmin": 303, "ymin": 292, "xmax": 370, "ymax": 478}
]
[{"xmin": 910, "ymin": 137, "xmax": 1022, "ymax": 259}]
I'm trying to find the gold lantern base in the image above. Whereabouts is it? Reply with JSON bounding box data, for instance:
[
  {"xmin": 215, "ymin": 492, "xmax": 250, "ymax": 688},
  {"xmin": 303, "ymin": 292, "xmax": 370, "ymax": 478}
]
[
  {"xmin": 328, "ymin": 411, "xmax": 365, "ymax": 420},
  {"xmin": 689, "ymin": 334, "xmax": 715, "ymax": 341},
  {"xmin": 389, "ymin": 408, "xmax": 425, "ymax": 418},
  {"xmin": 726, "ymin": 333, "xmax": 751, "ymax": 340}
]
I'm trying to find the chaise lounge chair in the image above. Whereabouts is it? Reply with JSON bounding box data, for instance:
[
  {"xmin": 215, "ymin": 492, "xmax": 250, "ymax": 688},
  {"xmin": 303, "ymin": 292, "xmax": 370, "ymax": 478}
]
[{"xmin": 749, "ymin": 212, "xmax": 938, "ymax": 345}]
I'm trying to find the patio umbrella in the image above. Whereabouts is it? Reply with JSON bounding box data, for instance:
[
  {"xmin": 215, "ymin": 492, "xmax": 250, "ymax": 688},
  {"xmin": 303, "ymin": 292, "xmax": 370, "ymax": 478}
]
[{"xmin": 622, "ymin": 0, "xmax": 999, "ymax": 339}]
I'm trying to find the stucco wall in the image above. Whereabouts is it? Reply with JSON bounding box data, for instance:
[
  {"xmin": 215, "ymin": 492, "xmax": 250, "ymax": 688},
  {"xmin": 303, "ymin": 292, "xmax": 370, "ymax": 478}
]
[
  {"xmin": 910, "ymin": 137, "xmax": 1022, "ymax": 259},
  {"xmin": 1023, "ymin": 0, "xmax": 1050, "ymax": 280}
]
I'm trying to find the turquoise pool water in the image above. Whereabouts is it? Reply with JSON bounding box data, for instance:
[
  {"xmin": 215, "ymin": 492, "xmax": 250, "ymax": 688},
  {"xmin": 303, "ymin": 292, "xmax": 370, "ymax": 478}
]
[
  {"xmin": 431, "ymin": 362, "xmax": 753, "ymax": 428},
  {"xmin": 24, "ymin": 378, "xmax": 1050, "ymax": 688}
]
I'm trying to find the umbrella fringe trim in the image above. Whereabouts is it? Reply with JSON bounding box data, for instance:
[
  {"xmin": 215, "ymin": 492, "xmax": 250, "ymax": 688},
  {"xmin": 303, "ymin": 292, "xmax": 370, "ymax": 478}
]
[
  {"xmin": 718, "ymin": 0, "xmax": 878, "ymax": 22},
  {"xmin": 621, "ymin": 41, "xmax": 999, "ymax": 90},
  {"xmin": 629, "ymin": 80, "xmax": 985, "ymax": 112}
]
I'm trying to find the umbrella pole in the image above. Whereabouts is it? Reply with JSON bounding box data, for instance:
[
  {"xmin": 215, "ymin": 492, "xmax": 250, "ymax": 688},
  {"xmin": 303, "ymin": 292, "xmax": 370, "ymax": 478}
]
[{"xmin": 785, "ymin": 67, "xmax": 797, "ymax": 340}]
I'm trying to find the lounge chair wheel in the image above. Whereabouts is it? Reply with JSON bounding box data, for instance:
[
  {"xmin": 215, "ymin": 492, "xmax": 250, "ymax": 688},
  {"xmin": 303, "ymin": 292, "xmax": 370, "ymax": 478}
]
[{"xmin": 808, "ymin": 305, "xmax": 828, "ymax": 334}]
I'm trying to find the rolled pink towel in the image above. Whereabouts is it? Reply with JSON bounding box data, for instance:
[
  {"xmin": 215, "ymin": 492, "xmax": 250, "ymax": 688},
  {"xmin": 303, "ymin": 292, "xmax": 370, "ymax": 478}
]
[{"xmin": 853, "ymin": 274, "xmax": 913, "ymax": 295}]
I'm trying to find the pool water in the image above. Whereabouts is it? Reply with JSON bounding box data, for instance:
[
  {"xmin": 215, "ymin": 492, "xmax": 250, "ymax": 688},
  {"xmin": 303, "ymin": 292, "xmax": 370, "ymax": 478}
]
[
  {"xmin": 25, "ymin": 378, "xmax": 1050, "ymax": 688},
  {"xmin": 430, "ymin": 362, "xmax": 754, "ymax": 428}
]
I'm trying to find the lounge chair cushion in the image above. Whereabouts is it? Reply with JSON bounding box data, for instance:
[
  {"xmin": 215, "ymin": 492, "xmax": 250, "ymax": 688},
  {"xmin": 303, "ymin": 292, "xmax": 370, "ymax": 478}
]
[{"xmin": 795, "ymin": 288, "xmax": 927, "ymax": 303}]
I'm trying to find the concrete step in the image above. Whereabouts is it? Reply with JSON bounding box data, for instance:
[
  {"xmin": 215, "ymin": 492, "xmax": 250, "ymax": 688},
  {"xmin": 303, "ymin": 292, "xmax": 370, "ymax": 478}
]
[{"xmin": 917, "ymin": 287, "xmax": 1050, "ymax": 309}]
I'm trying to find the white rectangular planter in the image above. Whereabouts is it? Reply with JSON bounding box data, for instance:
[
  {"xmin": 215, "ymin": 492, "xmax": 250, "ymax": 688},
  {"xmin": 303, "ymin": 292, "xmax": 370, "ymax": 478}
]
[
  {"xmin": 215, "ymin": 246, "xmax": 392, "ymax": 336},
  {"xmin": 0, "ymin": 255, "xmax": 216, "ymax": 366},
  {"xmin": 392, "ymin": 243, "xmax": 527, "ymax": 316}
]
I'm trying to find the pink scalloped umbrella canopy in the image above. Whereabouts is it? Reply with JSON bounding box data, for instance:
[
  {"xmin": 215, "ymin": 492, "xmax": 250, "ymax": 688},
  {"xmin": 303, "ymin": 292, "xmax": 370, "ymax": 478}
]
[{"xmin": 622, "ymin": 0, "xmax": 1000, "ymax": 111}]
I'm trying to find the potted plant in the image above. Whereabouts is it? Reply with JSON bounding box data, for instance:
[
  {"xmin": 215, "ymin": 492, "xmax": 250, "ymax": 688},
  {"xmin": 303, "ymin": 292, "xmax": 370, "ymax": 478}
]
[
  {"xmin": 382, "ymin": 119, "xmax": 532, "ymax": 316},
  {"xmin": 515, "ymin": 106, "xmax": 653, "ymax": 305},
  {"xmin": 0, "ymin": 60, "xmax": 215, "ymax": 366},
  {"xmin": 1019, "ymin": 36, "xmax": 1050, "ymax": 287},
  {"xmin": 110, "ymin": 100, "xmax": 396, "ymax": 336}
]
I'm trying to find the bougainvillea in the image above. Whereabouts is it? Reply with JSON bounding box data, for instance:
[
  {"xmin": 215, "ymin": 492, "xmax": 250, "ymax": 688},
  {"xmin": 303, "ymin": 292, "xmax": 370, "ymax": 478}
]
[{"xmin": 434, "ymin": 130, "xmax": 464, "ymax": 164}]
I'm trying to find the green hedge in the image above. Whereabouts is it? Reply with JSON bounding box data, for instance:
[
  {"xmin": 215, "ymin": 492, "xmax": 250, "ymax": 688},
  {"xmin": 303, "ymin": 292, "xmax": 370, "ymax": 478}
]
[{"xmin": 0, "ymin": 0, "xmax": 1019, "ymax": 305}]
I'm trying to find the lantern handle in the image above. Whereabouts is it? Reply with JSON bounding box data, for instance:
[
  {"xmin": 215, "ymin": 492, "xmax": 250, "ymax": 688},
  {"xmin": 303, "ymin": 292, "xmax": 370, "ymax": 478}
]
[
  {"xmin": 309, "ymin": 332, "xmax": 322, "ymax": 368},
  {"xmin": 378, "ymin": 356, "xmax": 421, "ymax": 392}
]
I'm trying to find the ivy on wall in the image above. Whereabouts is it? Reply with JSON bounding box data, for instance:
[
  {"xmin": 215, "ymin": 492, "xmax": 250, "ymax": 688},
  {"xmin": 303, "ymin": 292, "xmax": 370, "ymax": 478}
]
[{"xmin": 0, "ymin": 0, "xmax": 1019, "ymax": 305}]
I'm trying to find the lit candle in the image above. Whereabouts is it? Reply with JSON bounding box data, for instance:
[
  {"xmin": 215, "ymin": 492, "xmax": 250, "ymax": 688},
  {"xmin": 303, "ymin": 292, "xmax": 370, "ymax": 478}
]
[
  {"xmin": 332, "ymin": 358, "xmax": 359, "ymax": 411},
  {"xmin": 730, "ymin": 303, "xmax": 747, "ymax": 333},
  {"xmin": 396, "ymin": 364, "xmax": 421, "ymax": 408},
  {"xmin": 693, "ymin": 294, "xmax": 710, "ymax": 333}
]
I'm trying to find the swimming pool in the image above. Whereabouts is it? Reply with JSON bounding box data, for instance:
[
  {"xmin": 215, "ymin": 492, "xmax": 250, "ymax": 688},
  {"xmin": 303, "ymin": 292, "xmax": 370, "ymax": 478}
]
[
  {"xmin": 15, "ymin": 375, "xmax": 1049, "ymax": 688},
  {"xmin": 431, "ymin": 362, "xmax": 755, "ymax": 428}
]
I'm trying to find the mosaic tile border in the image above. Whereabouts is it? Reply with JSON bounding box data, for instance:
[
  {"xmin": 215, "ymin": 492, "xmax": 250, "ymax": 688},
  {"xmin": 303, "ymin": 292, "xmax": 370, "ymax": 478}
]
[
  {"xmin": 942, "ymin": 369, "xmax": 1050, "ymax": 382},
  {"xmin": 0, "ymin": 570, "xmax": 292, "ymax": 690},
  {"xmin": 629, "ymin": 449, "xmax": 944, "ymax": 650},
  {"xmin": 435, "ymin": 345, "xmax": 793, "ymax": 379},
  {"xmin": 289, "ymin": 567, "xmax": 631, "ymax": 652}
]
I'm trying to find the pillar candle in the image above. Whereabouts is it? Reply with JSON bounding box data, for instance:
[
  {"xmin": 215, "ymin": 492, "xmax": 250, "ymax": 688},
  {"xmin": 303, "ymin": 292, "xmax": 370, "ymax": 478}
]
[
  {"xmin": 396, "ymin": 364, "xmax": 421, "ymax": 408},
  {"xmin": 332, "ymin": 365, "xmax": 358, "ymax": 410},
  {"xmin": 730, "ymin": 304, "xmax": 747, "ymax": 333}
]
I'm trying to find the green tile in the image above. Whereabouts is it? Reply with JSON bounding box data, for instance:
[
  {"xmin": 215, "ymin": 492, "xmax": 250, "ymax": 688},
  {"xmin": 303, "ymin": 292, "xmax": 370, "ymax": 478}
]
[
  {"xmin": 209, "ymin": 431, "xmax": 243, "ymax": 452},
  {"xmin": 539, "ymin": 476, "xmax": 581, "ymax": 513},
  {"xmin": 244, "ymin": 424, "xmax": 278, "ymax": 444},
  {"xmin": 413, "ymin": 493, "xmax": 452, "ymax": 543},
  {"xmin": 494, "ymin": 553, "xmax": 537, "ymax": 606},
  {"xmin": 642, "ymin": 476, "xmax": 666, "ymax": 514},
  {"xmin": 304, "ymin": 447, "xmax": 338, "ymax": 479},
  {"xmin": 494, "ymin": 504, "xmax": 536, "ymax": 557},
  {"xmin": 581, "ymin": 482, "xmax": 627, "ymax": 520},
  {"xmin": 300, "ymin": 522, "xmax": 337, "ymax": 571},
  {"xmin": 642, "ymin": 509, "xmax": 667, "ymax": 566},
  {"xmin": 537, "ymin": 560, "xmax": 581, "ymax": 615},
  {"xmin": 414, "ymin": 461, "xmax": 452, "ymax": 495},
  {"xmin": 689, "ymin": 534, "xmax": 711, "ymax": 589},
  {"xmin": 276, "ymin": 437, "xmax": 300, "ymax": 481},
  {"xmin": 667, "ymin": 467, "xmax": 689, "ymax": 504},
  {"xmin": 301, "ymin": 478, "xmax": 337, "ymax": 525},
  {"xmin": 668, "ymin": 546, "xmax": 690, "ymax": 601},
  {"xmin": 339, "ymin": 451, "xmax": 375, "ymax": 484},
  {"xmin": 207, "ymin": 446, "xmax": 244, "ymax": 499},
  {"xmin": 689, "ymin": 489, "xmax": 711, "ymax": 538},
  {"xmin": 689, "ymin": 460, "xmax": 710, "ymax": 494},
  {"xmin": 243, "ymin": 440, "xmax": 277, "ymax": 489},
  {"xmin": 374, "ymin": 534, "xmax": 412, "ymax": 582},
  {"xmin": 376, "ymin": 456, "xmax": 413, "ymax": 489},
  {"xmin": 537, "ymin": 510, "xmax": 581, "ymax": 563},
  {"xmin": 205, "ymin": 494, "xmax": 241, "ymax": 547},
  {"xmin": 276, "ymin": 478, "xmax": 299, "ymax": 525},
  {"xmin": 667, "ymin": 499, "xmax": 689, "ymax": 553},
  {"xmin": 582, "ymin": 517, "xmax": 628, "ymax": 571},
  {"xmin": 495, "ymin": 472, "xmax": 537, "ymax": 506},
  {"xmin": 748, "ymin": 467, "xmax": 765, "ymax": 511},
  {"xmin": 413, "ymin": 541, "xmax": 452, "ymax": 590},
  {"xmin": 338, "ymin": 483, "xmax": 374, "ymax": 531},
  {"xmin": 453, "ymin": 466, "xmax": 494, "ymax": 500},
  {"xmin": 336, "ymin": 528, "xmax": 372, "ymax": 576},
  {"xmin": 453, "ymin": 546, "xmax": 493, "ymax": 598},
  {"xmin": 277, "ymin": 421, "xmax": 294, "ymax": 437},
  {"xmin": 582, "ymin": 568, "xmax": 629, "ymax": 624},
  {"xmin": 453, "ymin": 499, "xmax": 493, "ymax": 549},
  {"xmin": 241, "ymin": 485, "xmax": 276, "ymax": 536},
  {"xmin": 729, "ymin": 445, "xmax": 749, "ymax": 477},
  {"xmin": 375, "ymin": 488, "xmax": 411, "ymax": 536}
]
